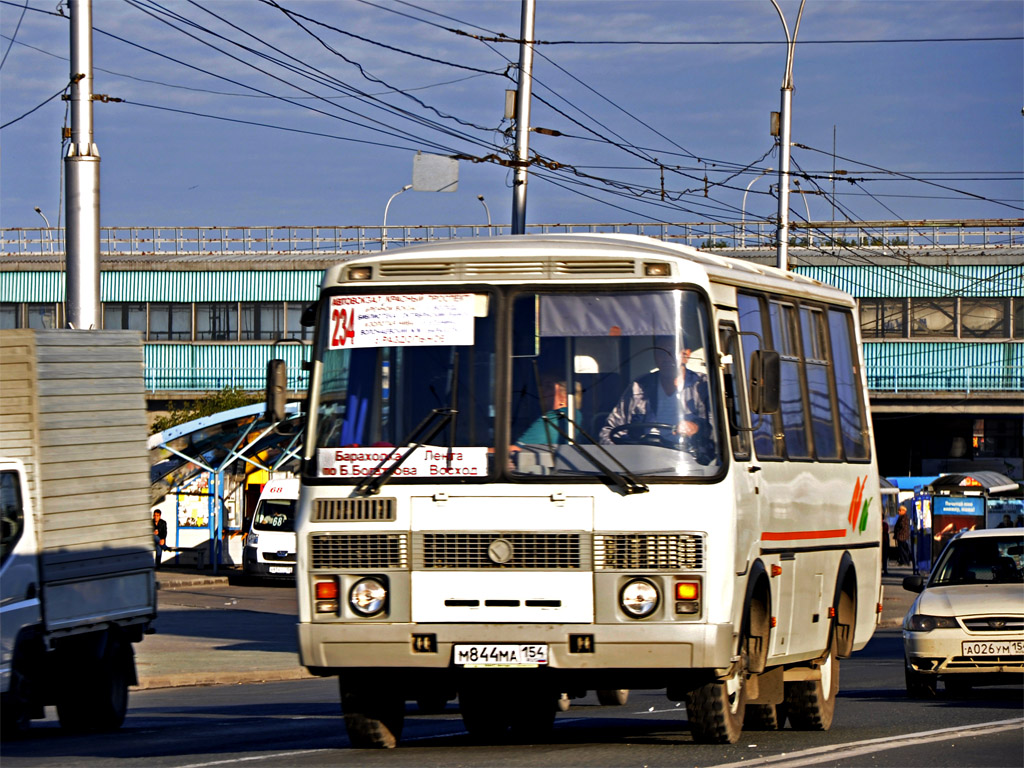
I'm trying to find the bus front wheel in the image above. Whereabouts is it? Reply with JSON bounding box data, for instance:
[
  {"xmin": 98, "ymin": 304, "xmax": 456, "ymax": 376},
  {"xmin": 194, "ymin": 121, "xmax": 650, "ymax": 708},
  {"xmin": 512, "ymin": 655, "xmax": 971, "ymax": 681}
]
[
  {"xmin": 685, "ymin": 666, "xmax": 746, "ymax": 744},
  {"xmin": 340, "ymin": 683, "xmax": 405, "ymax": 748}
]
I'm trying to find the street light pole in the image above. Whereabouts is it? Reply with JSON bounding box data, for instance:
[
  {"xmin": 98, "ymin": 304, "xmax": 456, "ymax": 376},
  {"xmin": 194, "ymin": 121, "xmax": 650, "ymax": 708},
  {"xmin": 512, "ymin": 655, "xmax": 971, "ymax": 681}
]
[
  {"xmin": 477, "ymin": 194, "xmax": 492, "ymax": 236},
  {"xmin": 34, "ymin": 207, "xmax": 55, "ymax": 254},
  {"xmin": 740, "ymin": 168, "xmax": 773, "ymax": 248},
  {"xmin": 382, "ymin": 184, "xmax": 411, "ymax": 251},
  {"xmin": 510, "ymin": 0, "xmax": 536, "ymax": 235},
  {"xmin": 770, "ymin": 0, "xmax": 806, "ymax": 272}
]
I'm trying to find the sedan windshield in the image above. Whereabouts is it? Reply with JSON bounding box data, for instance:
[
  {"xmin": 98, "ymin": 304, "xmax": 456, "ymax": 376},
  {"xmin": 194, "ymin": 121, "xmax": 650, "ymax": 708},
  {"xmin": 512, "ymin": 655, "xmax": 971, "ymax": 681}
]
[{"xmin": 930, "ymin": 535, "xmax": 1024, "ymax": 586}]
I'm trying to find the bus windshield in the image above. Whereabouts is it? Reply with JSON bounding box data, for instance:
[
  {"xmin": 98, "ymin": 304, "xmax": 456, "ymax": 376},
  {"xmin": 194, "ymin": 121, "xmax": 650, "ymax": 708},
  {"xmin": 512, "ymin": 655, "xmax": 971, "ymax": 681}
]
[
  {"xmin": 510, "ymin": 289, "xmax": 720, "ymax": 479},
  {"xmin": 310, "ymin": 288, "xmax": 720, "ymax": 481},
  {"xmin": 252, "ymin": 499, "xmax": 296, "ymax": 532}
]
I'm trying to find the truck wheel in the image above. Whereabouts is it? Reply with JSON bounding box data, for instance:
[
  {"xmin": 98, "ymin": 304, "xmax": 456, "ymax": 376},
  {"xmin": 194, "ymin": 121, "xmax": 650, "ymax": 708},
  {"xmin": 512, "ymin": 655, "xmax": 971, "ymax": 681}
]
[
  {"xmin": 785, "ymin": 636, "xmax": 838, "ymax": 730},
  {"xmin": 1, "ymin": 671, "xmax": 32, "ymax": 738},
  {"xmin": 340, "ymin": 683, "xmax": 405, "ymax": 748},
  {"xmin": 57, "ymin": 638, "xmax": 130, "ymax": 733},
  {"xmin": 596, "ymin": 689, "xmax": 629, "ymax": 706},
  {"xmin": 685, "ymin": 666, "xmax": 746, "ymax": 744}
]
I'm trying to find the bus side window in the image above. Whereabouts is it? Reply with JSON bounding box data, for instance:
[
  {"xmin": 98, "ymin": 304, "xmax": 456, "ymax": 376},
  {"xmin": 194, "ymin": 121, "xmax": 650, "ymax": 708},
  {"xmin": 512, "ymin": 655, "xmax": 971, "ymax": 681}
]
[
  {"xmin": 737, "ymin": 293, "xmax": 782, "ymax": 460},
  {"xmin": 769, "ymin": 300, "xmax": 812, "ymax": 460},
  {"xmin": 718, "ymin": 324, "xmax": 751, "ymax": 460},
  {"xmin": 802, "ymin": 307, "xmax": 841, "ymax": 460},
  {"xmin": 828, "ymin": 308, "xmax": 871, "ymax": 460}
]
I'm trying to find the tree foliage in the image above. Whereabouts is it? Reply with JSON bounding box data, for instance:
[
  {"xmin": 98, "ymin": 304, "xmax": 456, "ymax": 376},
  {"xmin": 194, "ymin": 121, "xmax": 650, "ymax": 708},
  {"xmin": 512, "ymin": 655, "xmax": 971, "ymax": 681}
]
[{"xmin": 150, "ymin": 387, "xmax": 261, "ymax": 434}]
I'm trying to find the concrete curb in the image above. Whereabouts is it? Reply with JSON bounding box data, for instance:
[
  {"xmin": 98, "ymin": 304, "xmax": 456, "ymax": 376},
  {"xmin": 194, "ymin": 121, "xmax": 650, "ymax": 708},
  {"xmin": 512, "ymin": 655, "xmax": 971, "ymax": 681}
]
[{"xmin": 136, "ymin": 667, "xmax": 316, "ymax": 691}]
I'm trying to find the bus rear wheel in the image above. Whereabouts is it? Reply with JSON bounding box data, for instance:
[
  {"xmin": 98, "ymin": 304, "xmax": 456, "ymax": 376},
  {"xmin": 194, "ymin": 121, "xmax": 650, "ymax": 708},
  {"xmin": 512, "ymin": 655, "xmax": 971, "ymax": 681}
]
[
  {"xmin": 785, "ymin": 637, "xmax": 838, "ymax": 730},
  {"xmin": 340, "ymin": 683, "xmax": 405, "ymax": 748},
  {"xmin": 685, "ymin": 666, "xmax": 746, "ymax": 744}
]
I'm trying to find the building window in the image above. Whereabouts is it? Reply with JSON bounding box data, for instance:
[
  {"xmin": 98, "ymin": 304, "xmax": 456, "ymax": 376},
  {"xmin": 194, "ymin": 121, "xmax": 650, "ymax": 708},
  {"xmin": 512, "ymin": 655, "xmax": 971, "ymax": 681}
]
[
  {"xmin": 286, "ymin": 303, "xmax": 312, "ymax": 341},
  {"xmin": 26, "ymin": 303, "xmax": 59, "ymax": 329},
  {"xmin": 910, "ymin": 298, "xmax": 956, "ymax": 337},
  {"xmin": 196, "ymin": 302, "xmax": 237, "ymax": 341},
  {"xmin": 150, "ymin": 303, "xmax": 192, "ymax": 340},
  {"xmin": 103, "ymin": 302, "xmax": 147, "ymax": 332},
  {"xmin": 241, "ymin": 302, "xmax": 284, "ymax": 340},
  {"xmin": 0, "ymin": 304, "xmax": 20, "ymax": 329},
  {"xmin": 859, "ymin": 298, "xmax": 906, "ymax": 338},
  {"xmin": 960, "ymin": 298, "xmax": 1009, "ymax": 338},
  {"xmin": 1013, "ymin": 298, "xmax": 1024, "ymax": 339}
]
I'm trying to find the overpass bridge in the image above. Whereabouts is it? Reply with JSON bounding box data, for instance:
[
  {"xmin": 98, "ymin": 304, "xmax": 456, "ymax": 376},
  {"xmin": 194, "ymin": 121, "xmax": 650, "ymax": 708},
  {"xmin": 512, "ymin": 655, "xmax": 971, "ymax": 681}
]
[{"xmin": 2, "ymin": 218, "xmax": 1021, "ymax": 477}]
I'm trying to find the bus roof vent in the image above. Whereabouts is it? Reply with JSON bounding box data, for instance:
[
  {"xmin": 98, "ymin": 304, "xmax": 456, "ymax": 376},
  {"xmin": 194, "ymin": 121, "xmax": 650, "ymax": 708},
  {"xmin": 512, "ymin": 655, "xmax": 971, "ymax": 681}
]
[
  {"xmin": 377, "ymin": 262, "xmax": 455, "ymax": 278},
  {"xmin": 463, "ymin": 260, "xmax": 548, "ymax": 278},
  {"xmin": 556, "ymin": 259, "xmax": 637, "ymax": 276}
]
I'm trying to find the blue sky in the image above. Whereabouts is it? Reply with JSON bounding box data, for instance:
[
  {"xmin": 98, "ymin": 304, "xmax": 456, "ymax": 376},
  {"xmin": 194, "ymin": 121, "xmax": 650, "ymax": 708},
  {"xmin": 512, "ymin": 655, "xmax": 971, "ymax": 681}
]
[{"xmin": 1, "ymin": 0, "xmax": 1021, "ymax": 232}]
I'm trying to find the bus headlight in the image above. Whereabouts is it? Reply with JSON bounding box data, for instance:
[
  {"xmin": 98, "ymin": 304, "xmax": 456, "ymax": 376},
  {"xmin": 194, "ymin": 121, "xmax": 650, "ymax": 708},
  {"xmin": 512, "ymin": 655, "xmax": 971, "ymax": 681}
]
[
  {"xmin": 620, "ymin": 579, "xmax": 659, "ymax": 618},
  {"xmin": 349, "ymin": 577, "xmax": 388, "ymax": 617}
]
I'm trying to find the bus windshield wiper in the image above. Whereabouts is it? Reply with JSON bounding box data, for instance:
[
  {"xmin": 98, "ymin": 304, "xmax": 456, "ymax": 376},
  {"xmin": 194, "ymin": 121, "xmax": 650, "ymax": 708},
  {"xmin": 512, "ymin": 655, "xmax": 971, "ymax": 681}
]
[
  {"xmin": 355, "ymin": 407, "xmax": 457, "ymax": 496},
  {"xmin": 538, "ymin": 413, "xmax": 648, "ymax": 495}
]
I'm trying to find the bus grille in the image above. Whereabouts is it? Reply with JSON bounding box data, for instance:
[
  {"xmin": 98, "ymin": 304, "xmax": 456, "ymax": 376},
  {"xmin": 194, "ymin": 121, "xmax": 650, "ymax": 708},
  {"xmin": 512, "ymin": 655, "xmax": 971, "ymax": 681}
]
[
  {"xmin": 961, "ymin": 616, "xmax": 1024, "ymax": 632},
  {"xmin": 313, "ymin": 497, "xmax": 396, "ymax": 522},
  {"xmin": 310, "ymin": 533, "xmax": 408, "ymax": 569},
  {"xmin": 414, "ymin": 532, "xmax": 589, "ymax": 570},
  {"xmin": 594, "ymin": 533, "xmax": 704, "ymax": 570}
]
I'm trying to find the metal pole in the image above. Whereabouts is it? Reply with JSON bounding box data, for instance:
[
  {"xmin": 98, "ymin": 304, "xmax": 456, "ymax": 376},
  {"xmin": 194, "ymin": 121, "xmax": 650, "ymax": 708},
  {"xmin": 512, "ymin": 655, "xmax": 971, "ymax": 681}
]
[
  {"xmin": 382, "ymin": 184, "xmax": 411, "ymax": 251},
  {"xmin": 65, "ymin": 0, "xmax": 101, "ymax": 329},
  {"xmin": 770, "ymin": 0, "xmax": 805, "ymax": 272},
  {"xmin": 511, "ymin": 0, "xmax": 536, "ymax": 235},
  {"xmin": 477, "ymin": 194, "xmax": 492, "ymax": 236},
  {"xmin": 34, "ymin": 207, "xmax": 54, "ymax": 254},
  {"xmin": 740, "ymin": 168, "xmax": 772, "ymax": 248}
]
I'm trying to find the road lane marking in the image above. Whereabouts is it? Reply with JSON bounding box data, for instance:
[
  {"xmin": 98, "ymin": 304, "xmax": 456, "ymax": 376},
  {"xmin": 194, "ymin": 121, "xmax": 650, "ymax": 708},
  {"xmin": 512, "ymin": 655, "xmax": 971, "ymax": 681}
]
[
  {"xmin": 708, "ymin": 717, "xmax": 1024, "ymax": 768},
  {"xmin": 174, "ymin": 749, "xmax": 330, "ymax": 767}
]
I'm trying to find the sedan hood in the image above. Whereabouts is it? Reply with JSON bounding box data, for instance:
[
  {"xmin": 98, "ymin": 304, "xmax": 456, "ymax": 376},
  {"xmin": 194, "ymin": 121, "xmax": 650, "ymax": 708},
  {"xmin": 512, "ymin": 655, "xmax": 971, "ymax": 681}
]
[{"xmin": 916, "ymin": 583, "xmax": 1024, "ymax": 617}]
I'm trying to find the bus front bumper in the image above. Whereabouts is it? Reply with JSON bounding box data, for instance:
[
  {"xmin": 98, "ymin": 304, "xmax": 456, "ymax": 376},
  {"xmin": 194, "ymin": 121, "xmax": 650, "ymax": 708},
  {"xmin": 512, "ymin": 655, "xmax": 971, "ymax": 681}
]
[{"xmin": 298, "ymin": 621, "xmax": 735, "ymax": 672}]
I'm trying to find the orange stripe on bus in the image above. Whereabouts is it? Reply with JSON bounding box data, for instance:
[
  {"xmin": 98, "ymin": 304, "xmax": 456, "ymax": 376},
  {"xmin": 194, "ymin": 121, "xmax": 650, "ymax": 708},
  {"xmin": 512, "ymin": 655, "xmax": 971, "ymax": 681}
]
[{"xmin": 761, "ymin": 529, "xmax": 847, "ymax": 541}]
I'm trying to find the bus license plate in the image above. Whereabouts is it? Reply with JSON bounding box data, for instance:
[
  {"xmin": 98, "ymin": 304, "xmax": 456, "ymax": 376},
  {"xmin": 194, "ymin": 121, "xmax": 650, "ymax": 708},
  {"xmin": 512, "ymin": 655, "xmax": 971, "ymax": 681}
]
[
  {"xmin": 454, "ymin": 644, "xmax": 548, "ymax": 667},
  {"xmin": 268, "ymin": 566, "xmax": 293, "ymax": 574},
  {"xmin": 962, "ymin": 639, "xmax": 1024, "ymax": 656}
]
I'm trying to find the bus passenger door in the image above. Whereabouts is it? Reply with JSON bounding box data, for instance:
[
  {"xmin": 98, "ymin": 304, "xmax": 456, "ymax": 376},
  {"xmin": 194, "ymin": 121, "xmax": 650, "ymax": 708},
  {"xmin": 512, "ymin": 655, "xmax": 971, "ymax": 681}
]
[{"xmin": 719, "ymin": 323, "xmax": 760, "ymax": 576}]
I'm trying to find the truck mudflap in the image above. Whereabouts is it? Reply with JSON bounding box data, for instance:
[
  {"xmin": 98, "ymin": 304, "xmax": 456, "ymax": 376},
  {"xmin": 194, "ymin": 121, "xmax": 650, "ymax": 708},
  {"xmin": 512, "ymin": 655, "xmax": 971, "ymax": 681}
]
[{"xmin": 298, "ymin": 622, "xmax": 734, "ymax": 672}]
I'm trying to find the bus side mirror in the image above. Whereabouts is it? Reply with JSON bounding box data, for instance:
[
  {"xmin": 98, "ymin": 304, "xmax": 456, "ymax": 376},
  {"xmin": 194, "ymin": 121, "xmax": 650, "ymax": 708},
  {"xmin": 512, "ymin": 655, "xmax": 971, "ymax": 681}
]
[
  {"xmin": 749, "ymin": 349, "xmax": 780, "ymax": 414},
  {"xmin": 266, "ymin": 359, "xmax": 287, "ymax": 422},
  {"xmin": 300, "ymin": 303, "xmax": 318, "ymax": 328}
]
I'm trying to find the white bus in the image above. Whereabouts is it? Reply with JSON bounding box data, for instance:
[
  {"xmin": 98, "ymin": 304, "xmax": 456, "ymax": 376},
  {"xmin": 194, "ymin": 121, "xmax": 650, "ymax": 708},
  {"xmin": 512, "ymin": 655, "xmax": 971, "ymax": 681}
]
[{"xmin": 270, "ymin": 234, "xmax": 882, "ymax": 748}]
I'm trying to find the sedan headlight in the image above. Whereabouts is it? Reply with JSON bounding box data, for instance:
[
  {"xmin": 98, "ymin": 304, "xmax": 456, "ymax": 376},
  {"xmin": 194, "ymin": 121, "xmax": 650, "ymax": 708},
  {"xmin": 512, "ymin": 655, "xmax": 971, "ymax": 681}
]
[
  {"xmin": 620, "ymin": 578, "xmax": 660, "ymax": 618},
  {"xmin": 905, "ymin": 613, "xmax": 959, "ymax": 632},
  {"xmin": 349, "ymin": 577, "xmax": 388, "ymax": 617}
]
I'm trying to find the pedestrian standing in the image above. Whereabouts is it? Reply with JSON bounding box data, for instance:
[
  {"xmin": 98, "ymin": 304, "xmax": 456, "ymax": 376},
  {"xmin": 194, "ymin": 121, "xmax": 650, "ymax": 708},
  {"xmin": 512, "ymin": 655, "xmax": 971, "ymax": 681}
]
[
  {"xmin": 893, "ymin": 505, "xmax": 912, "ymax": 566},
  {"xmin": 153, "ymin": 509, "xmax": 167, "ymax": 570}
]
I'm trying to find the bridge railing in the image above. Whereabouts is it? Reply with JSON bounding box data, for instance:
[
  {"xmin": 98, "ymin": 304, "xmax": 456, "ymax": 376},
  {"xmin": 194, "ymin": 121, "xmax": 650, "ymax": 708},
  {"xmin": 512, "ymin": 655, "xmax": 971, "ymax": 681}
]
[
  {"xmin": 4, "ymin": 219, "xmax": 1022, "ymax": 257},
  {"xmin": 141, "ymin": 362, "xmax": 1023, "ymax": 393}
]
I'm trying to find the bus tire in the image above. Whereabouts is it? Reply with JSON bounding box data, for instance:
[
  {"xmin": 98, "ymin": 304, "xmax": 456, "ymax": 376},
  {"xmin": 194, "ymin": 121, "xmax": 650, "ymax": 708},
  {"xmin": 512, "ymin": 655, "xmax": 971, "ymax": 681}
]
[
  {"xmin": 744, "ymin": 703, "xmax": 785, "ymax": 730},
  {"xmin": 785, "ymin": 635, "xmax": 838, "ymax": 731},
  {"xmin": 685, "ymin": 666, "xmax": 746, "ymax": 744},
  {"xmin": 596, "ymin": 689, "xmax": 629, "ymax": 706},
  {"xmin": 340, "ymin": 683, "xmax": 405, "ymax": 748}
]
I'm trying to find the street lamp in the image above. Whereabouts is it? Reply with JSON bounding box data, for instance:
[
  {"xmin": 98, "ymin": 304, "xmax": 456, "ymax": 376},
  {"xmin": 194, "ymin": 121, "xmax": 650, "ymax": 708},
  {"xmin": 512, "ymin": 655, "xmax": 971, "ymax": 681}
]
[
  {"xmin": 477, "ymin": 194, "xmax": 492, "ymax": 236},
  {"xmin": 34, "ymin": 206, "xmax": 54, "ymax": 254},
  {"xmin": 792, "ymin": 179, "xmax": 813, "ymax": 247},
  {"xmin": 740, "ymin": 168, "xmax": 773, "ymax": 248},
  {"xmin": 770, "ymin": 0, "xmax": 806, "ymax": 271},
  {"xmin": 382, "ymin": 184, "xmax": 412, "ymax": 251}
]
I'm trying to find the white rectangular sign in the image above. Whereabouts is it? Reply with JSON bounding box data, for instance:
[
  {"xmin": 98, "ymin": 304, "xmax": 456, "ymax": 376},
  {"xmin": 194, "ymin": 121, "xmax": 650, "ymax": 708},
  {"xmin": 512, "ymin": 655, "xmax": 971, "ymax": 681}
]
[
  {"xmin": 318, "ymin": 446, "xmax": 489, "ymax": 478},
  {"xmin": 328, "ymin": 293, "xmax": 475, "ymax": 349}
]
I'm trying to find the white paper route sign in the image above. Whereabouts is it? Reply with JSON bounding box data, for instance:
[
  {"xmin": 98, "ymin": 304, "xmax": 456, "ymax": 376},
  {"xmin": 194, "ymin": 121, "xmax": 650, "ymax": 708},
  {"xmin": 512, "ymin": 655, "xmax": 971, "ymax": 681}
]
[
  {"xmin": 327, "ymin": 293, "xmax": 476, "ymax": 349},
  {"xmin": 318, "ymin": 446, "xmax": 489, "ymax": 478}
]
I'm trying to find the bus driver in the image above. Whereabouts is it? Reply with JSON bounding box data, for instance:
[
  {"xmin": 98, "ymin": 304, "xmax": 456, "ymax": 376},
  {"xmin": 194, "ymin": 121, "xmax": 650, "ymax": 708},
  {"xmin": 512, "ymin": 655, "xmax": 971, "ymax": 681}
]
[{"xmin": 598, "ymin": 337, "xmax": 714, "ymax": 464}]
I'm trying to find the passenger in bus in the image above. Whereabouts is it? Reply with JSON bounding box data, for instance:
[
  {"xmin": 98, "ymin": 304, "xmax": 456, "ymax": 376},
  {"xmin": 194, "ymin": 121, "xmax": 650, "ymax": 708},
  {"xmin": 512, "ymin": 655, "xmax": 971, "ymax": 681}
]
[
  {"xmin": 598, "ymin": 337, "xmax": 713, "ymax": 463},
  {"xmin": 515, "ymin": 376, "xmax": 568, "ymax": 447}
]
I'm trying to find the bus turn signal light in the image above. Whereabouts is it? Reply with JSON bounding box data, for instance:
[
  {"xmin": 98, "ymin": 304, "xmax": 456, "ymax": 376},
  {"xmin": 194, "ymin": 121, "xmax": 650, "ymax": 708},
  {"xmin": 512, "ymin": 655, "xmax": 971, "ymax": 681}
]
[{"xmin": 675, "ymin": 582, "xmax": 700, "ymax": 601}]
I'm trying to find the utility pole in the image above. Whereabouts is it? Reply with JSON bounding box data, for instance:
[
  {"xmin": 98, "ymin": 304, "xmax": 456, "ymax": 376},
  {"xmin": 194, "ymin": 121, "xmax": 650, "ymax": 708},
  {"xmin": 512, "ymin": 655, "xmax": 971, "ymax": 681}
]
[
  {"xmin": 65, "ymin": 0, "xmax": 101, "ymax": 329},
  {"xmin": 510, "ymin": 0, "xmax": 536, "ymax": 235},
  {"xmin": 770, "ymin": 0, "xmax": 805, "ymax": 272}
]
